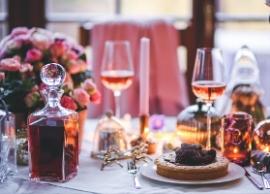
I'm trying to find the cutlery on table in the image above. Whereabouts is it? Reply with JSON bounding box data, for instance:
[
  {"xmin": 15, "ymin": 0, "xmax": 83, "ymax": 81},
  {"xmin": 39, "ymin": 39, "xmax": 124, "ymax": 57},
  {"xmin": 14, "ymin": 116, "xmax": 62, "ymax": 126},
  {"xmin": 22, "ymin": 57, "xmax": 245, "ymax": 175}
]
[
  {"xmin": 127, "ymin": 160, "xmax": 141, "ymax": 189},
  {"xmin": 252, "ymin": 161, "xmax": 270, "ymax": 189},
  {"xmin": 244, "ymin": 167, "xmax": 264, "ymax": 190}
]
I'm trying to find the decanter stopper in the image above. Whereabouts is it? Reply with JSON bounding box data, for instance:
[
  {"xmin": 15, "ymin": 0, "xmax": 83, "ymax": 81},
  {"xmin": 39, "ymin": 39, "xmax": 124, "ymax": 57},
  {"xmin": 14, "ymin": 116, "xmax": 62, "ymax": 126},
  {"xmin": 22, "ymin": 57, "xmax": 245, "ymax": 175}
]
[{"xmin": 40, "ymin": 63, "xmax": 66, "ymax": 87}]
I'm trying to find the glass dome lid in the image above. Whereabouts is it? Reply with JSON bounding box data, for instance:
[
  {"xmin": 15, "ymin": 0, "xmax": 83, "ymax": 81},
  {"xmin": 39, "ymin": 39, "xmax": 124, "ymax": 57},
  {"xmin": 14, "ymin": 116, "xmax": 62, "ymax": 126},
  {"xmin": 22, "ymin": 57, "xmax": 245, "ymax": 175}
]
[{"xmin": 91, "ymin": 112, "xmax": 127, "ymax": 159}]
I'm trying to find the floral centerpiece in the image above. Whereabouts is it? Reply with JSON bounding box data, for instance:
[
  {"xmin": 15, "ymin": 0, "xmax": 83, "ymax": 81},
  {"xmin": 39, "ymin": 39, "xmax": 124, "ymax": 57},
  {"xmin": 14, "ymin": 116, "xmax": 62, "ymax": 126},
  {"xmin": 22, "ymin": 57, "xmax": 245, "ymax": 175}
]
[
  {"xmin": 0, "ymin": 27, "xmax": 100, "ymax": 115},
  {"xmin": 0, "ymin": 27, "xmax": 100, "ymax": 165}
]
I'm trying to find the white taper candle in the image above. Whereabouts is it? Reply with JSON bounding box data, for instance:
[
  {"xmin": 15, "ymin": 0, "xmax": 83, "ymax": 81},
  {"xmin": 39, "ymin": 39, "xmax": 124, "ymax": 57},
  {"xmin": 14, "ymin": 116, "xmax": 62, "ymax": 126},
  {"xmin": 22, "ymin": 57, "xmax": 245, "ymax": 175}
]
[{"xmin": 139, "ymin": 37, "xmax": 150, "ymax": 116}]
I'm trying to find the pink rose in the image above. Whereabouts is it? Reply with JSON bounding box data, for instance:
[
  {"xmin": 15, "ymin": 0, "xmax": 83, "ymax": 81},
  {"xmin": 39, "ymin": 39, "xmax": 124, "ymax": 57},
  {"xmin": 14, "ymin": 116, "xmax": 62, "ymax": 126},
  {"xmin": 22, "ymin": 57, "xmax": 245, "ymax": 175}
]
[
  {"xmin": 50, "ymin": 40, "xmax": 68, "ymax": 58},
  {"xmin": 31, "ymin": 30, "xmax": 52, "ymax": 50},
  {"xmin": 26, "ymin": 48, "xmax": 43, "ymax": 62},
  {"xmin": 0, "ymin": 36, "xmax": 12, "ymax": 50},
  {"xmin": 90, "ymin": 90, "xmax": 101, "ymax": 104},
  {"xmin": 60, "ymin": 96, "xmax": 78, "ymax": 110},
  {"xmin": 83, "ymin": 79, "xmax": 96, "ymax": 93},
  {"xmin": 72, "ymin": 44, "xmax": 84, "ymax": 55},
  {"xmin": 65, "ymin": 50, "xmax": 78, "ymax": 61},
  {"xmin": 13, "ymin": 55, "xmax": 21, "ymax": 62},
  {"xmin": 14, "ymin": 33, "xmax": 30, "ymax": 42},
  {"xmin": 73, "ymin": 88, "xmax": 90, "ymax": 107},
  {"xmin": 0, "ymin": 72, "xmax": 5, "ymax": 81},
  {"xmin": 0, "ymin": 58, "xmax": 21, "ymax": 71},
  {"xmin": 5, "ymin": 39, "xmax": 23, "ymax": 50},
  {"xmin": 11, "ymin": 27, "xmax": 29, "ymax": 37},
  {"xmin": 5, "ymin": 33, "xmax": 31, "ymax": 51},
  {"xmin": 20, "ymin": 63, "xmax": 33, "ymax": 73},
  {"xmin": 68, "ymin": 59, "xmax": 87, "ymax": 74}
]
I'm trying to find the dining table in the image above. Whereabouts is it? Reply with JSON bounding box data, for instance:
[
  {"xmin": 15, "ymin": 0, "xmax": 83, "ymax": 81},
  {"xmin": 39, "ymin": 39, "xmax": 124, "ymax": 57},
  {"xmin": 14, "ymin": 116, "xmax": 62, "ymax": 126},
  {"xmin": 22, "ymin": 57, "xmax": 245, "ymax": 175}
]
[{"xmin": 0, "ymin": 117, "xmax": 269, "ymax": 194}]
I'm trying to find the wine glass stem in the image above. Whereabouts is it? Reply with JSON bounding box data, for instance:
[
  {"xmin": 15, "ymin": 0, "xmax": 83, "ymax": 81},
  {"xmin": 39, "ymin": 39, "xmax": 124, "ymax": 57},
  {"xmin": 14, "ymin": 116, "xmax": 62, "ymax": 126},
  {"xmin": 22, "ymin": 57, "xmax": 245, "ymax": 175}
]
[
  {"xmin": 114, "ymin": 90, "xmax": 121, "ymax": 118},
  {"xmin": 206, "ymin": 102, "xmax": 212, "ymax": 150}
]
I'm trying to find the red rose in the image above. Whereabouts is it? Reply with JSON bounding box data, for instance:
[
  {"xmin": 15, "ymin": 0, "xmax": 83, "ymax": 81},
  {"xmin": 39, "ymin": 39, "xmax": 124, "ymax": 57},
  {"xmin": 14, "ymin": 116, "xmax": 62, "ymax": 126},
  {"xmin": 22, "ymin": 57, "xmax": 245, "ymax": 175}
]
[
  {"xmin": 90, "ymin": 90, "xmax": 101, "ymax": 104},
  {"xmin": 26, "ymin": 48, "xmax": 43, "ymax": 62},
  {"xmin": 60, "ymin": 96, "xmax": 78, "ymax": 111}
]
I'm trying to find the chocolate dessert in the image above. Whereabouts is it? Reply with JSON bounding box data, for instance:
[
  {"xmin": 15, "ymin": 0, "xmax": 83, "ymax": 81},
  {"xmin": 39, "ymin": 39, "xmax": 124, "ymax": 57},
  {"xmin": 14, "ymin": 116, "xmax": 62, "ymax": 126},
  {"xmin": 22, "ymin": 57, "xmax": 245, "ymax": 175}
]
[
  {"xmin": 175, "ymin": 144, "xmax": 216, "ymax": 165},
  {"xmin": 155, "ymin": 143, "xmax": 229, "ymax": 180}
]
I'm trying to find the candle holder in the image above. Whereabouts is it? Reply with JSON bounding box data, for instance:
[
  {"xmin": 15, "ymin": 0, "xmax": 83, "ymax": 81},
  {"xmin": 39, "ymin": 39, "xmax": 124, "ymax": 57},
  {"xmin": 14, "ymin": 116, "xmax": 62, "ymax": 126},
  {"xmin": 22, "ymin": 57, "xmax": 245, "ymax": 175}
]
[
  {"xmin": 222, "ymin": 112, "xmax": 252, "ymax": 166},
  {"xmin": 140, "ymin": 114, "xmax": 149, "ymax": 139},
  {"xmin": 131, "ymin": 115, "xmax": 157, "ymax": 154}
]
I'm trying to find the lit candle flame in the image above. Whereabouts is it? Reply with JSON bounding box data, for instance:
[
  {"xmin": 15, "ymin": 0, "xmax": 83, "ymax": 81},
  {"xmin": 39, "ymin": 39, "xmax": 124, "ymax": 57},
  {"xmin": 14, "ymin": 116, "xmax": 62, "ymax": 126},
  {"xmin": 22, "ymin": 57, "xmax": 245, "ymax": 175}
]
[{"xmin": 233, "ymin": 147, "xmax": 239, "ymax": 154}]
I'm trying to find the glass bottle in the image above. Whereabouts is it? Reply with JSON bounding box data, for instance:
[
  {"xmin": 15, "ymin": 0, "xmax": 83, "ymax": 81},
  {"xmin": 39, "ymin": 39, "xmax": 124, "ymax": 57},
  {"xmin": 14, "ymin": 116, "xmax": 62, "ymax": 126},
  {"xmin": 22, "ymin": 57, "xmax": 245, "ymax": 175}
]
[
  {"xmin": 0, "ymin": 101, "xmax": 16, "ymax": 182},
  {"xmin": 217, "ymin": 45, "xmax": 265, "ymax": 124},
  {"xmin": 27, "ymin": 63, "xmax": 79, "ymax": 182}
]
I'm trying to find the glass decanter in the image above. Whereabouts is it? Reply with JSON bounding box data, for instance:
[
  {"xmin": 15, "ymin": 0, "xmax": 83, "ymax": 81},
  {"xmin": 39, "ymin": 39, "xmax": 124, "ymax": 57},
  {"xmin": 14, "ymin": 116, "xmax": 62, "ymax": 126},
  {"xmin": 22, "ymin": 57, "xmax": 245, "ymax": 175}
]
[
  {"xmin": 220, "ymin": 45, "xmax": 265, "ymax": 124},
  {"xmin": 27, "ymin": 63, "xmax": 79, "ymax": 182}
]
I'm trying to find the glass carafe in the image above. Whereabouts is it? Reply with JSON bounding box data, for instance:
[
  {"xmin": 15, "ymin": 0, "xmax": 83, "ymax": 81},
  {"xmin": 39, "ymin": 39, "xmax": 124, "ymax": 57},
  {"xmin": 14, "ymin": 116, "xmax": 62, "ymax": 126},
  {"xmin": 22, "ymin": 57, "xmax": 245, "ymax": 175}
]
[{"xmin": 27, "ymin": 63, "xmax": 79, "ymax": 182}]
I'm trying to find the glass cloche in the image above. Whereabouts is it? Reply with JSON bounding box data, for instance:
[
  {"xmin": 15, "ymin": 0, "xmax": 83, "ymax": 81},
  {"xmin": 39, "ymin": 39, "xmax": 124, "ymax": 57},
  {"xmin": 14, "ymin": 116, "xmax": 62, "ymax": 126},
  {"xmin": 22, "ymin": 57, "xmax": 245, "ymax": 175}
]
[
  {"xmin": 177, "ymin": 99, "xmax": 222, "ymax": 149},
  {"xmin": 91, "ymin": 112, "xmax": 127, "ymax": 159}
]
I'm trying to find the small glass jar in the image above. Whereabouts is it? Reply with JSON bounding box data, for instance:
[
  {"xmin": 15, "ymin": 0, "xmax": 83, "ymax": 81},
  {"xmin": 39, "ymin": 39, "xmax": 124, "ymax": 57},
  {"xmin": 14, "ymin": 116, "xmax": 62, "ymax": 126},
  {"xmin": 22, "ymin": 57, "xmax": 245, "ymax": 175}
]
[
  {"xmin": 222, "ymin": 112, "xmax": 252, "ymax": 166},
  {"xmin": 27, "ymin": 63, "xmax": 79, "ymax": 182}
]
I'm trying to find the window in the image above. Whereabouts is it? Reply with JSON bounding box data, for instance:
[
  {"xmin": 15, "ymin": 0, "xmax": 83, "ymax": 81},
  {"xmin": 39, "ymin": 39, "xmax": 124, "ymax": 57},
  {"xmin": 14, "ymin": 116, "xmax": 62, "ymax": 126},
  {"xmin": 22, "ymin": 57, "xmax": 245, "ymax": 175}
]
[
  {"xmin": 0, "ymin": 0, "xmax": 7, "ymax": 39},
  {"xmin": 46, "ymin": 0, "xmax": 192, "ymax": 41},
  {"xmin": 215, "ymin": 0, "xmax": 270, "ymax": 106}
]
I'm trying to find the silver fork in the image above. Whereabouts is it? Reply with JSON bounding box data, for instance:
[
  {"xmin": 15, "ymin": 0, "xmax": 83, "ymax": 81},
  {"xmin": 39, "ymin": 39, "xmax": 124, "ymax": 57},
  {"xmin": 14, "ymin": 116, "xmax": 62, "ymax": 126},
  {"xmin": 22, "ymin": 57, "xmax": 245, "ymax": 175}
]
[{"xmin": 127, "ymin": 160, "xmax": 141, "ymax": 189}]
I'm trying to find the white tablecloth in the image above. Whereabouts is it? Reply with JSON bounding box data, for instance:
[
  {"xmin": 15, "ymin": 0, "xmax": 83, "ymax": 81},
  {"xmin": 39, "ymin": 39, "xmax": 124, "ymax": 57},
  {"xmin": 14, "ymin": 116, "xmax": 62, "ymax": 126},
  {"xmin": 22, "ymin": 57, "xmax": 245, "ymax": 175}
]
[{"xmin": 0, "ymin": 118, "xmax": 269, "ymax": 194}]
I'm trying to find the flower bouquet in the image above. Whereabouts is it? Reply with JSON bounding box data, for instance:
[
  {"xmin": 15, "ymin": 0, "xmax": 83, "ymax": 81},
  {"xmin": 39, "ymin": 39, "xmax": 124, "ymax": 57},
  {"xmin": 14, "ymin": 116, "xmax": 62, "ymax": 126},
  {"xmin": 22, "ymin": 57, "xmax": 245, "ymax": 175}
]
[
  {"xmin": 0, "ymin": 27, "xmax": 100, "ymax": 114},
  {"xmin": 0, "ymin": 27, "xmax": 100, "ymax": 165}
]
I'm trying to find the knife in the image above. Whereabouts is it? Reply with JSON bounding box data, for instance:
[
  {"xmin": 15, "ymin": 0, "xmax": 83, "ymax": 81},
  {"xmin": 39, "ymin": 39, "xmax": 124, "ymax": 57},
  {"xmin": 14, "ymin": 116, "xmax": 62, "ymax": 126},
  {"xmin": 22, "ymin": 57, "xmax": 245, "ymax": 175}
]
[{"xmin": 244, "ymin": 168, "xmax": 264, "ymax": 190}]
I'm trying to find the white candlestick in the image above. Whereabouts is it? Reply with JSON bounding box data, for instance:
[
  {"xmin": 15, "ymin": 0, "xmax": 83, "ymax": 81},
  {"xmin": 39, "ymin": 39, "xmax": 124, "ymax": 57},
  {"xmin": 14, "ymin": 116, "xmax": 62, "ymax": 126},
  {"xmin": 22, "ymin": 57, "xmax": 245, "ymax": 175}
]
[{"xmin": 139, "ymin": 37, "xmax": 150, "ymax": 116}]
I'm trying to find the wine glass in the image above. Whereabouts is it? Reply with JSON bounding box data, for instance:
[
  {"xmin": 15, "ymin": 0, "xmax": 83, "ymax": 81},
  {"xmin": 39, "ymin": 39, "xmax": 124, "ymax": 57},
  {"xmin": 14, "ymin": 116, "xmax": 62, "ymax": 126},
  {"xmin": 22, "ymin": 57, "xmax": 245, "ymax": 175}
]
[
  {"xmin": 192, "ymin": 48, "xmax": 226, "ymax": 149},
  {"xmin": 101, "ymin": 40, "xmax": 134, "ymax": 118}
]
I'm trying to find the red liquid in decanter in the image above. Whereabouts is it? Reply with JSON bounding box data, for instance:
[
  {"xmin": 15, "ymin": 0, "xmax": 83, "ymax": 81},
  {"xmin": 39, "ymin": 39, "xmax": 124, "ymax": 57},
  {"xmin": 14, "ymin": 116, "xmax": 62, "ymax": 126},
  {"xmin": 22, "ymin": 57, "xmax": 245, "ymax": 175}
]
[{"xmin": 28, "ymin": 116, "xmax": 79, "ymax": 182}]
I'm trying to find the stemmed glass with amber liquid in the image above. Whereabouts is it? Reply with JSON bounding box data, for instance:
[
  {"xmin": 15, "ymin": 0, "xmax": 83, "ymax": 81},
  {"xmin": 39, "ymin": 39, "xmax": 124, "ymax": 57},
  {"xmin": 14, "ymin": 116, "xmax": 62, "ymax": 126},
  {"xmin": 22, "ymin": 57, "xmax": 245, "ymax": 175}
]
[
  {"xmin": 101, "ymin": 41, "xmax": 134, "ymax": 118},
  {"xmin": 192, "ymin": 48, "xmax": 226, "ymax": 149}
]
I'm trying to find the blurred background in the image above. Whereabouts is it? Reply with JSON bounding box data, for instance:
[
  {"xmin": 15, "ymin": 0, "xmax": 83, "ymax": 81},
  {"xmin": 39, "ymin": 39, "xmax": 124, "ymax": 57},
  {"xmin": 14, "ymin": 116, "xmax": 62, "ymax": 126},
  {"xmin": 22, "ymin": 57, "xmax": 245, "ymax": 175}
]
[{"xmin": 0, "ymin": 0, "xmax": 269, "ymax": 105}]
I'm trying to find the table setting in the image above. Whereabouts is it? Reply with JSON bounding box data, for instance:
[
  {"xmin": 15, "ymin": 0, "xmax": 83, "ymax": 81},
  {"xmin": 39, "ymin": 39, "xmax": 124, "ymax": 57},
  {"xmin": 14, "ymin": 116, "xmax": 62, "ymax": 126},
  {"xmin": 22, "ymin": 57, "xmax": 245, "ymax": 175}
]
[{"xmin": 0, "ymin": 26, "xmax": 270, "ymax": 194}]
